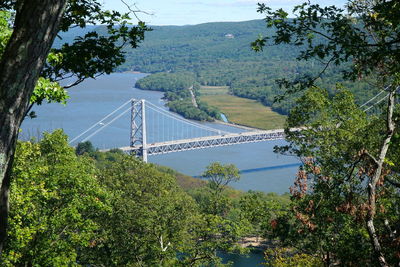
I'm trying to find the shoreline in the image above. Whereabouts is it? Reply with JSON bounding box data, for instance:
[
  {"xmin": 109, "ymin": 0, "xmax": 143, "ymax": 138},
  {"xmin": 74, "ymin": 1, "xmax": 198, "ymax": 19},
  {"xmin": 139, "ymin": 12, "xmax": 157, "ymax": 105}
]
[
  {"xmin": 238, "ymin": 236, "xmax": 270, "ymax": 250},
  {"xmin": 213, "ymin": 119, "xmax": 265, "ymax": 131},
  {"xmin": 133, "ymin": 73, "xmax": 280, "ymax": 131}
]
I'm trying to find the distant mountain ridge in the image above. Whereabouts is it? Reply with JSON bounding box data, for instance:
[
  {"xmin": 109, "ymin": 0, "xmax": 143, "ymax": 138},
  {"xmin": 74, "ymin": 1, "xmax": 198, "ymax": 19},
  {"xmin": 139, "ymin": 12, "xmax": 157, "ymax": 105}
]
[{"xmin": 57, "ymin": 20, "xmax": 376, "ymax": 115}]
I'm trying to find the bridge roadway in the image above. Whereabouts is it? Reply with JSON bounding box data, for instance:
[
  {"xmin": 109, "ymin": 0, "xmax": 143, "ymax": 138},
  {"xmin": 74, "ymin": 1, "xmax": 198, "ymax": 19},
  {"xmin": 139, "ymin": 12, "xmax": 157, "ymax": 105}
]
[{"xmin": 119, "ymin": 129, "xmax": 285, "ymax": 156}]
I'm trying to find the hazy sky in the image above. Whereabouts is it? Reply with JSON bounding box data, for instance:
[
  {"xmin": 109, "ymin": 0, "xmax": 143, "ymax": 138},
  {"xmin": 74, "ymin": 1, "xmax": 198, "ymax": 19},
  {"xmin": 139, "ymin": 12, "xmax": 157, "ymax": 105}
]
[{"xmin": 103, "ymin": 0, "xmax": 347, "ymax": 26}]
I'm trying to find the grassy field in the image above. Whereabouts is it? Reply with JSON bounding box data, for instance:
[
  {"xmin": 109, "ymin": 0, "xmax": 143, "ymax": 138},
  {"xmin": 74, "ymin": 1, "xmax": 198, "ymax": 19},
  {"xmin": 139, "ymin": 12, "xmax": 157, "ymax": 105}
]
[
  {"xmin": 199, "ymin": 85, "xmax": 230, "ymax": 95},
  {"xmin": 199, "ymin": 87, "xmax": 286, "ymax": 130}
]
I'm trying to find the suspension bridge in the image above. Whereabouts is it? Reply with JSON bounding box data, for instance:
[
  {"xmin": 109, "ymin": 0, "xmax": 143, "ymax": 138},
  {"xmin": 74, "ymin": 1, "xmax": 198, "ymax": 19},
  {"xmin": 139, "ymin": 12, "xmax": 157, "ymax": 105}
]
[
  {"xmin": 69, "ymin": 99, "xmax": 286, "ymax": 162},
  {"xmin": 69, "ymin": 88, "xmax": 391, "ymax": 162}
]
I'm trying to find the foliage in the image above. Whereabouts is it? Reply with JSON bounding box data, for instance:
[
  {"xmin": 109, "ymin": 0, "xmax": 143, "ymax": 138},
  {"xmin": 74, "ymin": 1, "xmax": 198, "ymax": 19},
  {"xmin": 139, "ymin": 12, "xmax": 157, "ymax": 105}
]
[
  {"xmin": 239, "ymin": 191, "xmax": 289, "ymax": 238},
  {"xmin": 80, "ymin": 155, "xmax": 197, "ymax": 266},
  {"xmin": 179, "ymin": 163, "xmax": 256, "ymax": 265},
  {"xmin": 271, "ymin": 86, "xmax": 400, "ymax": 265},
  {"xmin": 180, "ymin": 213, "xmax": 247, "ymax": 266},
  {"xmin": 2, "ymin": 131, "xmax": 256, "ymax": 266},
  {"xmin": 75, "ymin": 140, "xmax": 95, "ymax": 155},
  {"xmin": 0, "ymin": 1, "xmax": 150, "ymax": 253},
  {"xmin": 167, "ymin": 99, "xmax": 214, "ymax": 121},
  {"xmin": 201, "ymin": 162, "xmax": 240, "ymax": 216},
  {"xmin": 135, "ymin": 72, "xmax": 197, "ymax": 93},
  {"xmin": 42, "ymin": 1, "xmax": 150, "ymax": 86},
  {"xmin": 88, "ymin": 149, "xmax": 126, "ymax": 168},
  {"xmin": 264, "ymin": 247, "xmax": 323, "ymax": 267},
  {"xmin": 1, "ymin": 130, "xmax": 110, "ymax": 266},
  {"xmin": 202, "ymin": 162, "xmax": 240, "ymax": 193},
  {"xmin": 1, "ymin": 129, "xmax": 295, "ymax": 265},
  {"xmin": 0, "ymin": 1, "xmax": 150, "ymax": 110},
  {"xmin": 0, "ymin": 12, "xmax": 69, "ymax": 118},
  {"xmin": 254, "ymin": 1, "xmax": 400, "ymax": 266},
  {"xmin": 30, "ymin": 77, "xmax": 69, "ymax": 106},
  {"xmin": 0, "ymin": 11, "xmax": 11, "ymax": 55},
  {"xmin": 118, "ymin": 19, "xmax": 375, "ymax": 115},
  {"xmin": 80, "ymin": 153, "xmax": 252, "ymax": 266},
  {"xmin": 252, "ymin": 0, "xmax": 400, "ymax": 94},
  {"xmin": 155, "ymin": 165, "xmax": 206, "ymax": 191}
]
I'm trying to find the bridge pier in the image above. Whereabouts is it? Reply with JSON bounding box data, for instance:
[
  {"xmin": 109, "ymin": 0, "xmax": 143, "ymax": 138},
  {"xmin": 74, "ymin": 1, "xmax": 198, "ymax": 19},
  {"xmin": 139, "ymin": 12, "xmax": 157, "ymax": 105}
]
[
  {"xmin": 130, "ymin": 99, "xmax": 148, "ymax": 162},
  {"xmin": 142, "ymin": 99, "xmax": 148, "ymax": 162}
]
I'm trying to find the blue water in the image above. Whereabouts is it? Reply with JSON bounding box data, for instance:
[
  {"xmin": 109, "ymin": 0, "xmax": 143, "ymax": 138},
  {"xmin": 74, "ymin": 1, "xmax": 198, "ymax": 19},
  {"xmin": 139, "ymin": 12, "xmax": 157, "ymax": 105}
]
[
  {"xmin": 219, "ymin": 251, "xmax": 265, "ymax": 266},
  {"xmin": 21, "ymin": 73, "xmax": 300, "ymax": 194},
  {"xmin": 220, "ymin": 113, "xmax": 229, "ymax": 123}
]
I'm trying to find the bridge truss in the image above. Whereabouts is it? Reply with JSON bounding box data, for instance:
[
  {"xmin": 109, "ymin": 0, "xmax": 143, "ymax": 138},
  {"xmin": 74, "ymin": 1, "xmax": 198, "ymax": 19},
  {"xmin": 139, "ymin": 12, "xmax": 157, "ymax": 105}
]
[
  {"xmin": 121, "ymin": 129, "xmax": 285, "ymax": 157},
  {"xmin": 127, "ymin": 99, "xmax": 285, "ymax": 162},
  {"xmin": 70, "ymin": 87, "xmax": 393, "ymax": 162}
]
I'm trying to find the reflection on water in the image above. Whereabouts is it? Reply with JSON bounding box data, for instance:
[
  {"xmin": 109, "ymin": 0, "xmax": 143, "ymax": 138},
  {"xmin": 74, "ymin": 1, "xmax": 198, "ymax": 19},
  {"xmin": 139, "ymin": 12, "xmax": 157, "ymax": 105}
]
[{"xmin": 240, "ymin": 163, "xmax": 301, "ymax": 174}]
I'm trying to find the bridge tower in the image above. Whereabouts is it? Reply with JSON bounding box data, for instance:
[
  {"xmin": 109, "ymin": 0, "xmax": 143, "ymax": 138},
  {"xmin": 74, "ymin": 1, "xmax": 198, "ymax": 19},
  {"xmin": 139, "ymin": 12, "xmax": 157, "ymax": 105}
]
[{"xmin": 130, "ymin": 99, "xmax": 148, "ymax": 162}]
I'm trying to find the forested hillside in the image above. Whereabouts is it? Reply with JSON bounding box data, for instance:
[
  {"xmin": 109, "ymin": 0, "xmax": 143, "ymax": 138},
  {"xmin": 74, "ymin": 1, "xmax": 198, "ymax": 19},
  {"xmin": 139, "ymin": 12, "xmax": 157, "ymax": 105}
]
[
  {"xmin": 117, "ymin": 20, "xmax": 376, "ymax": 115},
  {"xmin": 1, "ymin": 131, "xmax": 291, "ymax": 265}
]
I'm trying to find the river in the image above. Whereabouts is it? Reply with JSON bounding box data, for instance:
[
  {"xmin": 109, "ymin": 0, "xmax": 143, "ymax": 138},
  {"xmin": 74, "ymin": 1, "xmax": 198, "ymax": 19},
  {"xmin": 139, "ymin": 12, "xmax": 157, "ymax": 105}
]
[
  {"xmin": 21, "ymin": 72, "xmax": 299, "ymax": 194},
  {"xmin": 21, "ymin": 72, "xmax": 299, "ymax": 266}
]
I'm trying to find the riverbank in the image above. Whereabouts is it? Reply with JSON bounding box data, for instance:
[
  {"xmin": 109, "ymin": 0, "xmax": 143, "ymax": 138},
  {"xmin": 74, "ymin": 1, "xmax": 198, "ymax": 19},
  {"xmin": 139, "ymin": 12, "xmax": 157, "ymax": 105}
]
[
  {"xmin": 239, "ymin": 237, "xmax": 269, "ymax": 250},
  {"xmin": 213, "ymin": 119, "xmax": 265, "ymax": 131}
]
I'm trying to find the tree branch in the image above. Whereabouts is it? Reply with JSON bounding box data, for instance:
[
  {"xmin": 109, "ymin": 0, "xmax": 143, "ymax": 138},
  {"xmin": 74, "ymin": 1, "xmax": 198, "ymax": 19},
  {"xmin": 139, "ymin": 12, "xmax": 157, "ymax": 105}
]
[
  {"xmin": 120, "ymin": 0, "xmax": 153, "ymax": 21},
  {"xmin": 365, "ymin": 87, "xmax": 396, "ymax": 267}
]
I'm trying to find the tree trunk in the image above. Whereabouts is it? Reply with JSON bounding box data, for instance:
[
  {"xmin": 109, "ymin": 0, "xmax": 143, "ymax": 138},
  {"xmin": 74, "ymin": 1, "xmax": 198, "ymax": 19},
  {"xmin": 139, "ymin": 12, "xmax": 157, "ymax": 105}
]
[
  {"xmin": 0, "ymin": 0, "xmax": 67, "ymax": 254},
  {"xmin": 365, "ymin": 89, "xmax": 396, "ymax": 267}
]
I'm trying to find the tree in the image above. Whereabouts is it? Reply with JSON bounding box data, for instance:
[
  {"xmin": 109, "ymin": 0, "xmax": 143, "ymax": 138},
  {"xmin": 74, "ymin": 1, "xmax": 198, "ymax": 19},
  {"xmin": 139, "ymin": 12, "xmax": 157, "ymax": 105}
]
[
  {"xmin": 0, "ymin": 1, "xmax": 149, "ymax": 253},
  {"xmin": 254, "ymin": 1, "xmax": 400, "ymax": 265},
  {"xmin": 75, "ymin": 141, "xmax": 95, "ymax": 155},
  {"xmin": 274, "ymin": 87, "xmax": 382, "ymax": 265},
  {"xmin": 1, "ymin": 130, "xmax": 110, "ymax": 266},
  {"xmin": 202, "ymin": 162, "xmax": 240, "ymax": 215},
  {"xmin": 264, "ymin": 247, "xmax": 323, "ymax": 267},
  {"xmin": 180, "ymin": 213, "xmax": 246, "ymax": 267},
  {"xmin": 238, "ymin": 191, "xmax": 288, "ymax": 241},
  {"xmin": 78, "ymin": 155, "xmax": 196, "ymax": 266},
  {"xmin": 202, "ymin": 162, "xmax": 240, "ymax": 194}
]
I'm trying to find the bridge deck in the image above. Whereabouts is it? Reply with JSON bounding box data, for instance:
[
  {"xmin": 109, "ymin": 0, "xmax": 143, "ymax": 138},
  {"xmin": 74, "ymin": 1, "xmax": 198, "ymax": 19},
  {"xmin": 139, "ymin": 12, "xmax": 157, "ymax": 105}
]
[{"xmin": 119, "ymin": 129, "xmax": 285, "ymax": 155}]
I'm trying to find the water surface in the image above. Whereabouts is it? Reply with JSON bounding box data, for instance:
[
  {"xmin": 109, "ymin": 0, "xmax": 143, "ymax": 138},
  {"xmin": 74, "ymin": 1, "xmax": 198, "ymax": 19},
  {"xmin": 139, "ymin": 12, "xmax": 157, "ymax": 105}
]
[{"xmin": 21, "ymin": 73, "xmax": 299, "ymax": 194}]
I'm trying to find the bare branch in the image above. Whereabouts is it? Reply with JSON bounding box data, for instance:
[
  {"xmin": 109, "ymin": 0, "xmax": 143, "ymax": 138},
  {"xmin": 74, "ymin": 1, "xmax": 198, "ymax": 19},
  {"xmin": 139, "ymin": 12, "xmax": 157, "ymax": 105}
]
[
  {"xmin": 365, "ymin": 88, "xmax": 396, "ymax": 267},
  {"xmin": 346, "ymin": 156, "xmax": 363, "ymax": 181},
  {"xmin": 62, "ymin": 72, "xmax": 105, "ymax": 89},
  {"xmin": 362, "ymin": 150, "xmax": 379, "ymax": 166},
  {"xmin": 120, "ymin": 0, "xmax": 153, "ymax": 21}
]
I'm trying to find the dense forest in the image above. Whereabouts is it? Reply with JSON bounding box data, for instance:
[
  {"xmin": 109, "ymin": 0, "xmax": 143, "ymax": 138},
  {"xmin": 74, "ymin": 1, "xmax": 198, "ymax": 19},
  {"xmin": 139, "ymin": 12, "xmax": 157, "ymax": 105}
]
[{"xmin": 117, "ymin": 20, "xmax": 377, "ymax": 116}]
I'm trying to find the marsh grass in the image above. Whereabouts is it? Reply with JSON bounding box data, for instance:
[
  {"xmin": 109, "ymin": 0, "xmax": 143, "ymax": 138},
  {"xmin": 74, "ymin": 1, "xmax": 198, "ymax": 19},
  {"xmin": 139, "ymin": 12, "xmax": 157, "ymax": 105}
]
[{"xmin": 200, "ymin": 93, "xmax": 286, "ymax": 130}]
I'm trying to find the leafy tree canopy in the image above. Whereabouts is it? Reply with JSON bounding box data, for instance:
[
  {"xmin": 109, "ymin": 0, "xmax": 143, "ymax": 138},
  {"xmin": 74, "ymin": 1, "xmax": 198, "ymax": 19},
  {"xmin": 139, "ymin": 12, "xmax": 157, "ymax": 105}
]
[
  {"xmin": 0, "ymin": 0, "xmax": 149, "ymax": 255},
  {"xmin": 253, "ymin": 1, "xmax": 400, "ymax": 265},
  {"xmin": 252, "ymin": 0, "xmax": 400, "ymax": 94},
  {"xmin": 1, "ymin": 130, "xmax": 110, "ymax": 266}
]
